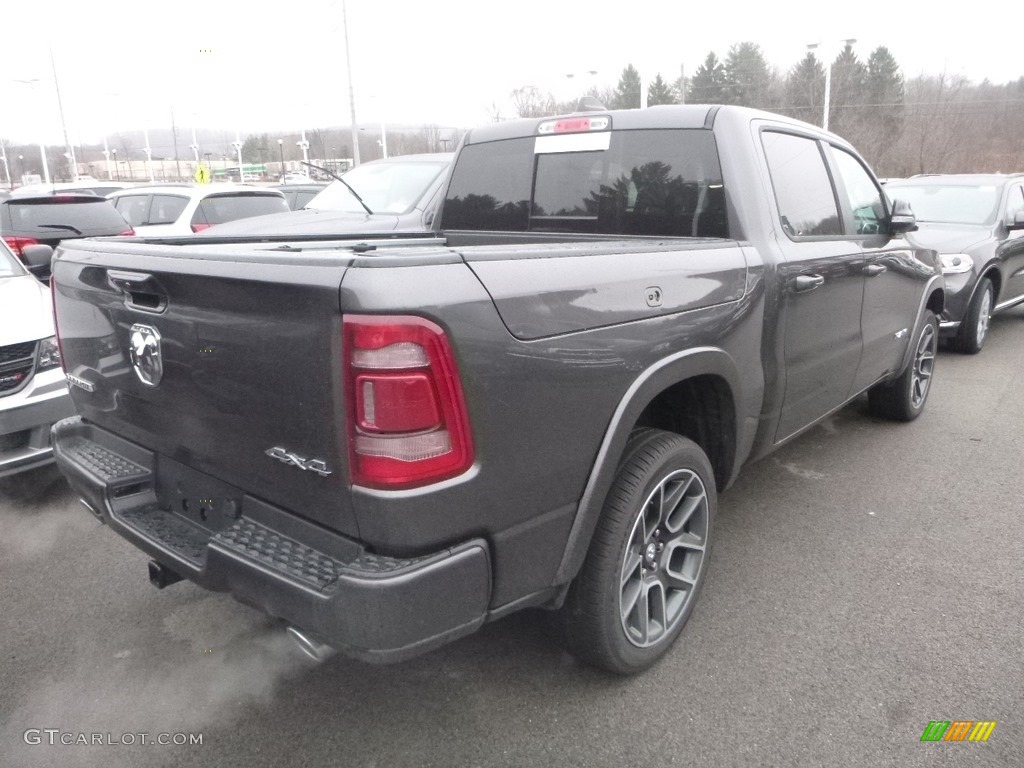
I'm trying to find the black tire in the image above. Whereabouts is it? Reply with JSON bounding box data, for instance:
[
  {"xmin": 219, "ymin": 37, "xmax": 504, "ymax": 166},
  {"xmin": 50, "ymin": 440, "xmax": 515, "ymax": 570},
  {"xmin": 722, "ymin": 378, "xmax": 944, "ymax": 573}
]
[
  {"xmin": 868, "ymin": 310, "xmax": 938, "ymax": 421},
  {"xmin": 559, "ymin": 429, "xmax": 716, "ymax": 674},
  {"xmin": 953, "ymin": 278, "xmax": 994, "ymax": 355}
]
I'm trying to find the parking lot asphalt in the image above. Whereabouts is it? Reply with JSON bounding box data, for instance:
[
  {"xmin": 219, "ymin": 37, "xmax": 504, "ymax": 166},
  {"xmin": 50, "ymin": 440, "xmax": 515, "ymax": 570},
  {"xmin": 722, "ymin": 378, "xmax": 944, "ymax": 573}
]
[{"xmin": 2, "ymin": 307, "xmax": 1022, "ymax": 768}]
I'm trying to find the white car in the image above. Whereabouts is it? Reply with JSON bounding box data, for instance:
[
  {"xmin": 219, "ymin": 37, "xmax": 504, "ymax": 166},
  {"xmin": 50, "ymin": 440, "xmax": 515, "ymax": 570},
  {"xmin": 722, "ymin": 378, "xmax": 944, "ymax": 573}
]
[
  {"xmin": 11, "ymin": 180, "xmax": 133, "ymax": 198},
  {"xmin": 107, "ymin": 184, "xmax": 289, "ymax": 235},
  {"xmin": 0, "ymin": 240, "xmax": 75, "ymax": 476}
]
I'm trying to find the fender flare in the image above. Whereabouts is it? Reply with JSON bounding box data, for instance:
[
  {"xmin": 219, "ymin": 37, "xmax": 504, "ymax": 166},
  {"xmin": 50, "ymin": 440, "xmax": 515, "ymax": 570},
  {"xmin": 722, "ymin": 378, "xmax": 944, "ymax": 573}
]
[
  {"xmin": 553, "ymin": 346, "xmax": 744, "ymax": 585},
  {"xmin": 896, "ymin": 275, "xmax": 944, "ymax": 376}
]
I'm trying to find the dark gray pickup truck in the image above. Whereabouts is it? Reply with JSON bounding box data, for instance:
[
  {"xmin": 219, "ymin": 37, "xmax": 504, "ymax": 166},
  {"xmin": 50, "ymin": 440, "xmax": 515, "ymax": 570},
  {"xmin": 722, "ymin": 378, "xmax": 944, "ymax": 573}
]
[{"xmin": 50, "ymin": 105, "xmax": 944, "ymax": 674}]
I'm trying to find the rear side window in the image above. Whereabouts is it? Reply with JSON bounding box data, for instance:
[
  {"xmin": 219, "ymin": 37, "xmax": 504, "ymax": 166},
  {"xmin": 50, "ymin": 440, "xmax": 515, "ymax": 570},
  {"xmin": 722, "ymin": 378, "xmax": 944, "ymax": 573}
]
[
  {"xmin": 443, "ymin": 129, "xmax": 728, "ymax": 237},
  {"xmin": 191, "ymin": 193, "xmax": 288, "ymax": 226},
  {"xmin": 4, "ymin": 198, "xmax": 130, "ymax": 235},
  {"xmin": 149, "ymin": 195, "xmax": 189, "ymax": 225},
  {"xmin": 113, "ymin": 194, "xmax": 152, "ymax": 226},
  {"xmin": 762, "ymin": 131, "xmax": 841, "ymax": 237}
]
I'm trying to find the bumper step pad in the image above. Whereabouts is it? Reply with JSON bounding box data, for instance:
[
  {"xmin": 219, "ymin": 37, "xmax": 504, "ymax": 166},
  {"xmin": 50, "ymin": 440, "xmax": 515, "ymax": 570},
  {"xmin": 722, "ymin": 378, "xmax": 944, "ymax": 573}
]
[{"xmin": 214, "ymin": 518, "xmax": 341, "ymax": 590}]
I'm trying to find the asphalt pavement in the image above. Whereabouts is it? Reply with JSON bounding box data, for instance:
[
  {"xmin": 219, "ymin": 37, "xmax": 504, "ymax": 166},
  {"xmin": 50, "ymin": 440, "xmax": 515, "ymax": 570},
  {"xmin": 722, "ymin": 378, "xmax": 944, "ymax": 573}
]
[{"xmin": 2, "ymin": 308, "xmax": 1022, "ymax": 768}]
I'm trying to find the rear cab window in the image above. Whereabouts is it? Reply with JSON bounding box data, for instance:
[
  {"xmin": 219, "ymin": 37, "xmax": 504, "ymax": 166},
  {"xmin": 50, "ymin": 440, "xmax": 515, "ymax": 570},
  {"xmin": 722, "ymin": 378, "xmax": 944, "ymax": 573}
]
[{"xmin": 443, "ymin": 128, "xmax": 729, "ymax": 238}]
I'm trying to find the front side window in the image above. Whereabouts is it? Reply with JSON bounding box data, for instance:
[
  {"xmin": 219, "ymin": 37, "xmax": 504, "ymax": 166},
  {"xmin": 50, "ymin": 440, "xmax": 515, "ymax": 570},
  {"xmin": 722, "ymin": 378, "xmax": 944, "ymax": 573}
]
[
  {"xmin": 1005, "ymin": 185, "xmax": 1024, "ymax": 223},
  {"xmin": 443, "ymin": 129, "xmax": 728, "ymax": 238},
  {"xmin": 831, "ymin": 149, "xmax": 886, "ymax": 235},
  {"xmin": 762, "ymin": 131, "xmax": 841, "ymax": 237}
]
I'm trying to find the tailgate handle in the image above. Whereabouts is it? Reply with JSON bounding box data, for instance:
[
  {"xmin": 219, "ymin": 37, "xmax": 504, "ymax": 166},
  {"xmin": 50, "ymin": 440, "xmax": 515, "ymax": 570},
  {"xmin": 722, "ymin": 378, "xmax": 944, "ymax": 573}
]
[{"xmin": 107, "ymin": 270, "xmax": 167, "ymax": 313}]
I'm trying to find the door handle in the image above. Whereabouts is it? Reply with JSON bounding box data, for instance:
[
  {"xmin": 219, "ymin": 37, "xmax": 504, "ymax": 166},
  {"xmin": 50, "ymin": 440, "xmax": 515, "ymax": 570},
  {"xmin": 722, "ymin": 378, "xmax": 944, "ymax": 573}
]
[
  {"xmin": 863, "ymin": 264, "xmax": 888, "ymax": 276},
  {"xmin": 107, "ymin": 270, "xmax": 167, "ymax": 313},
  {"xmin": 794, "ymin": 274, "xmax": 825, "ymax": 292}
]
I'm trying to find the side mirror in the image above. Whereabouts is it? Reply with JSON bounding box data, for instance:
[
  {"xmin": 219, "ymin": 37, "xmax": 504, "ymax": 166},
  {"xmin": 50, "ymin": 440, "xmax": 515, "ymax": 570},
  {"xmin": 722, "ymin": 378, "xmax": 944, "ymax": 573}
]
[
  {"xmin": 21, "ymin": 243, "xmax": 54, "ymax": 270},
  {"xmin": 889, "ymin": 198, "xmax": 918, "ymax": 234},
  {"xmin": 1007, "ymin": 210, "xmax": 1024, "ymax": 231}
]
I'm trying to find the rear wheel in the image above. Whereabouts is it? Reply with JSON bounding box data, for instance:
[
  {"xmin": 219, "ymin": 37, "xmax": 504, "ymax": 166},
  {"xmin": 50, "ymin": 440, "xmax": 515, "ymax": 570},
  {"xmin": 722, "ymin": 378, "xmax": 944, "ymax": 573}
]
[
  {"xmin": 559, "ymin": 429, "xmax": 715, "ymax": 674},
  {"xmin": 868, "ymin": 310, "xmax": 938, "ymax": 421},
  {"xmin": 953, "ymin": 278, "xmax": 993, "ymax": 354}
]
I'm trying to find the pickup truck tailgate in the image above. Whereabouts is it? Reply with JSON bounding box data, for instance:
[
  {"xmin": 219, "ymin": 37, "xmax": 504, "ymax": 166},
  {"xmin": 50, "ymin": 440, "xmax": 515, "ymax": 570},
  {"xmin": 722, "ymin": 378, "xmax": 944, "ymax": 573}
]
[{"xmin": 51, "ymin": 242, "xmax": 357, "ymax": 536}]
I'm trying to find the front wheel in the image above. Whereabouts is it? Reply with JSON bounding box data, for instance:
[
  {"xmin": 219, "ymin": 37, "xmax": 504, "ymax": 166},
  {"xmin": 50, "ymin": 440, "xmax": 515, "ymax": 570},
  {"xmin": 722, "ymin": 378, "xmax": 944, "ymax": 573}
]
[
  {"xmin": 954, "ymin": 278, "xmax": 993, "ymax": 355},
  {"xmin": 559, "ymin": 429, "xmax": 716, "ymax": 674},
  {"xmin": 868, "ymin": 310, "xmax": 938, "ymax": 421}
]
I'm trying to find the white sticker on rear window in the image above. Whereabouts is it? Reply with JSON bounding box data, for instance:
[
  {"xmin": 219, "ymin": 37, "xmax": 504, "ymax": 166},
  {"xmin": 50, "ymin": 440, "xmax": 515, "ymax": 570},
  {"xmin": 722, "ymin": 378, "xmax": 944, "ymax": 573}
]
[{"xmin": 534, "ymin": 132, "xmax": 612, "ymax": 154}]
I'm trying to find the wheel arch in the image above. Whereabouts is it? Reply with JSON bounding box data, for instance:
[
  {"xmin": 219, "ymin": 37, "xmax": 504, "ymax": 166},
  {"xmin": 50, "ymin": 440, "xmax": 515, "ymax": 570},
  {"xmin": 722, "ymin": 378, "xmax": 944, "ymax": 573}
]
[{"xmin": 552, "ymin": 347, "xmax": 744, "ymax": 586}]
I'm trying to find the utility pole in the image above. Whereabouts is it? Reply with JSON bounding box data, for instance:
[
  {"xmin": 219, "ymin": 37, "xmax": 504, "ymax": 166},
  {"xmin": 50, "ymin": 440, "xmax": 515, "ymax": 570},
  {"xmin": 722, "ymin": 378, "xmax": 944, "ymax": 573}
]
[
  {"xmin": 342, "ymin": 0, "xmax": 360, "ymax": 167},
  {"xmin": 49, "ymin": 48, "xmax": 77, "ymax": 181}
]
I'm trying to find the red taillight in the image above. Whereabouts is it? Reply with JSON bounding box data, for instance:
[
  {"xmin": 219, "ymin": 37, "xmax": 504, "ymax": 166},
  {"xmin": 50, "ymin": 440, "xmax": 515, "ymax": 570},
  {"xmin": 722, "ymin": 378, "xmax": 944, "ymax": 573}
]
[
  {"xmin": 117, "ymin": 226, "xmax": 135, "ymax": 236},
  {"xmin": 345, "ymin": 315, "xmax": 474, "ymax": 489},
  {"xmin": 4, "ymin": 235, "xmax": 38, "ymax": 257},
  {"xmin": 191, "ymin": 223, "xmax": 211, "ymax": 233}
]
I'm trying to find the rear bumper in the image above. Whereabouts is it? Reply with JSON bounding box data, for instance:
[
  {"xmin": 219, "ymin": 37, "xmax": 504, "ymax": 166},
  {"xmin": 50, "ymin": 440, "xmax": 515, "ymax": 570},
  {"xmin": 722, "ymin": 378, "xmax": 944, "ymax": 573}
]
[
  {"xmin": 0, "ymin": 372, "xmax": 76, "ymax": 478},
  {"xmin": 52, "ymin": 416, "xmax": 491, "ymax": 663}
]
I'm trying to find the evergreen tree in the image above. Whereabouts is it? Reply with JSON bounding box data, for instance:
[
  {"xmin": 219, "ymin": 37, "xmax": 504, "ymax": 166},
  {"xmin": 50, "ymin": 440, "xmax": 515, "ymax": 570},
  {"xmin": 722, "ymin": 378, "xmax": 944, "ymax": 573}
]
[
  {"xmin": 612, "ymin": 64, "xmax": 642, "ymax": 110},
  {"xmin": 829, "ymin": 43, "xmax": 867, "ymax": 137},
  {"xmin": 647, "ymin": 74, "xmax": 677, "ymax": 106},
  {"xmin": 784, "ymin": 52, "xmax": 825, "ymax": 122},
  {"xmin": 866, "ymin": 46, "xmax": 904, "ymax": 107},
  {"xmin": 687, "ymin": 52, "xmax": 727, "ymax": 103},
  {"xmin": 723, "ymin": 42, "xmax": 773, "ymax": 107}
]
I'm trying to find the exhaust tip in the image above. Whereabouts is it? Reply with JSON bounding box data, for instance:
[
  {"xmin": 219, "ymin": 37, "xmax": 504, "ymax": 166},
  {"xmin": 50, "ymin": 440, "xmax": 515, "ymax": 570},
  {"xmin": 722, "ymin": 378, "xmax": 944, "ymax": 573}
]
[{"xmin": 286, "ymin": 626, "xmax": 336, "ymax": 663}]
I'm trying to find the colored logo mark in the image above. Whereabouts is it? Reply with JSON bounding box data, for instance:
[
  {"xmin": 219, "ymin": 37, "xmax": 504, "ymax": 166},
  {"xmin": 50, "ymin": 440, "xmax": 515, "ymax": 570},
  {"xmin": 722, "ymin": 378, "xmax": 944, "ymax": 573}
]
[{"xmin": 920, "ymin": 720, "xmax": 996, "ymax": 742}]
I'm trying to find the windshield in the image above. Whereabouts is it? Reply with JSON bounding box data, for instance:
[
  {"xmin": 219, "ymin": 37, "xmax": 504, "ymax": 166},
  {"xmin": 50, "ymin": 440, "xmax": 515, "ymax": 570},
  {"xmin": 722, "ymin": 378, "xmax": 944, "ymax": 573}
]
[
  {"xmin": 887, "ymin": 184, "xmax": 1001, "ymax": 225},
  {"xmin": 306, "ymin": 160, "xmax": 450, "ymax": 214},
  {"xmin": 0, "ymin": 240, "xmax": 28, "ymax": 277}
]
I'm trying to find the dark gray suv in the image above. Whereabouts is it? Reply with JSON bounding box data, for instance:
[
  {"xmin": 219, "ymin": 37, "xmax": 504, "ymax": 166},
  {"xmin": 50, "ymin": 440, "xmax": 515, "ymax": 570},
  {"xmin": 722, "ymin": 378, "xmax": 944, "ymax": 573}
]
[{"xmin": 886, "ymin": 174, "xmax": 1024, "ymax": 353}]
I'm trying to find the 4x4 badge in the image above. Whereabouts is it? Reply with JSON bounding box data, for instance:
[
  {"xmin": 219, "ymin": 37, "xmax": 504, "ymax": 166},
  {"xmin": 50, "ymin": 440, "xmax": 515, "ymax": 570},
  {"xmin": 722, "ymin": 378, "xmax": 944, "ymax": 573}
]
[
  {"xmin": 129, "ymin": 324, "xmax": 163, "ymax": 386},
  {"xmin": 265, "ymin": 447, "xmax": 332, "ymax": 477}
]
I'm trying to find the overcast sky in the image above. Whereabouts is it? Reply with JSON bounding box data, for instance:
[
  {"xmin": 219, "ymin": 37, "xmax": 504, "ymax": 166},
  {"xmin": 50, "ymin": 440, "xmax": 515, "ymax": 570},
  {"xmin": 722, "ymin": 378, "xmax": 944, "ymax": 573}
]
[{"xmin": 1, "ymin": 0, "xmax": 1020, "ymax": 146}]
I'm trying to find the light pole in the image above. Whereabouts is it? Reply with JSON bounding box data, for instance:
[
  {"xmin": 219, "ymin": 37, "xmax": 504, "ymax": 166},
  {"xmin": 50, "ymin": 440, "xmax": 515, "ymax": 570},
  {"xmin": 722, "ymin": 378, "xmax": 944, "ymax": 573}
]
[
  {"xmin": 297, "ymin": 129, "xmax": 310, "ymax": 168},
  {"xmin": 112, "ymin": 149, "xmax": 119, "ymax": 180},
  {"xmin": 232, "ymin": 132, "xmax": 244, "ymax": 181},
  {"xmin": 18, "ymin": 154, "xmax": 24, "ymax": 184},
  {"xmin": 190, "ymin": 126, "xmax": 200, "ymax": 164},
  {"xmin": 807, "ymin": 39, "xmax": 856, "ymax": 132},
  {"xmin": 0, "ymin": 141, "xmax": 11, "ymax": 189},
  {"xmin": 102, "ymin": 135, "xmax": 112, "ymax": 180},
  {"xmin": 277, "ymin": 138, "xmax": 285, "ymax": 181},
  {"xmin": 143, "ymin": 128, "xmax": 155, "ymax": 182}
]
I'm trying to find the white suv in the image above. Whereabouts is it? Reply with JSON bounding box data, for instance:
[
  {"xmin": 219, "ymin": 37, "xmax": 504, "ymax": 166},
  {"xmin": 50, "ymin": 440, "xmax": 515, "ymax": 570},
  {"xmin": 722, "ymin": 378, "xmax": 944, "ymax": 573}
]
[
  {"xmin": 0, "ymin": 241, "xmax": 75, "ymax": 477},
  {"xmin": 107, "ymin": 184, "xmax": 289, "ymax": 235}
]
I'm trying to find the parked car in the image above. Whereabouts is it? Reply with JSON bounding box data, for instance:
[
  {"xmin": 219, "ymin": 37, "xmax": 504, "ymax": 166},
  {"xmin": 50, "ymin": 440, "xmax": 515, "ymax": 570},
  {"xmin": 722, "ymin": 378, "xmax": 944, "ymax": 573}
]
[
  {"xmin": 12, "ymin": 180, "xmax": 133, "ymax": 198},
  {"xmin": 281, "ymin": 173, "xmax": 312, "ymax": 185},
  {"xmin": 200, "ymin": 154, "xmax": 454, "ymax": 237},
  {"xmin": 886, "ymin": 173, "xmax": 1024, "ymax": 353},
  {"xmin": 273, "ymin": 183, "xmax": 327, "ymax": 211},
  {"xmin": 1, "ymin": 194, "xmax": 134, "ymax": 281},
  {"xmin": 107, "ymin": 184, "xmax": 289, "ymax": 235},
  {"xmin": 0, "ymin": 239, "xmax": 76, "ymax": 477}
]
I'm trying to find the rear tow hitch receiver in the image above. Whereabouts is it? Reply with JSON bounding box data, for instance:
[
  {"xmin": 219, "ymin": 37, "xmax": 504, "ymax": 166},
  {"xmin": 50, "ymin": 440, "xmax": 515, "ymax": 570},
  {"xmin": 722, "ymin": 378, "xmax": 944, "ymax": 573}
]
[{"xmin": 148, "ymin": 560, "xmax": 184, "ymax": 589}]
